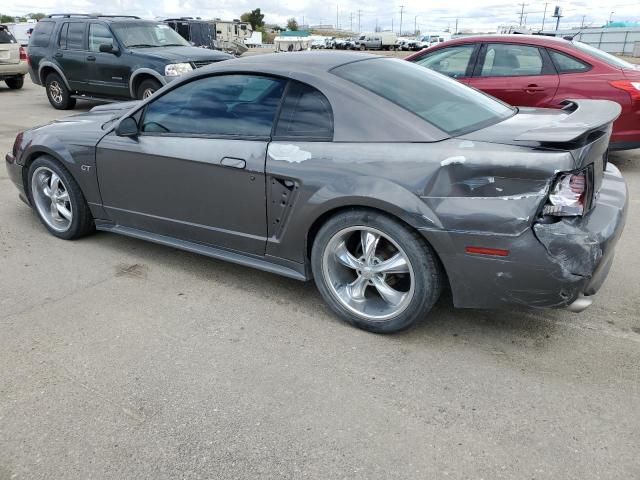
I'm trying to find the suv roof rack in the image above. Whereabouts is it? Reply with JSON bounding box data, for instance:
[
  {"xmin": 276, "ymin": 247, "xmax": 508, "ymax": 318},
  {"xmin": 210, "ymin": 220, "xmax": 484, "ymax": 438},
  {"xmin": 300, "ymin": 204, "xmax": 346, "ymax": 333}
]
[{"xmin": 46, "ymin": 14, "xmax": 141, "ymax": 19}]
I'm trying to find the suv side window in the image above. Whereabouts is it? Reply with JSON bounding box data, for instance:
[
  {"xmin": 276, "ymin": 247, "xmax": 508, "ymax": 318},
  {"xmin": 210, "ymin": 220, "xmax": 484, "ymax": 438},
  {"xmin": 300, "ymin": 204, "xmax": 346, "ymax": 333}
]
[
  {"xmin": 89, "ymin": 23, "xmax": 114, "ymax": 52},
  {"xmin": 274, "ymin": 81, "xmax": 333, "ymax": 140},
  {"xmin": 141, "ymin": 74, "xmax": 286, "ymax": 137},
  {"xmin": 548, "ymin": 49, "xmax": 591, "ymax": 73},
  {"xmin": 413, "ymin": 45, "xmax": 476, "ymax": 78},
  {"xmin": 480, "ymin": 44, "xmax": 543, "ymax": 77},
  {"xmin": 30, "ymin": 20, "xmax": 55, "ymax": 47},
  {"xmin": 60, "ymin": 22, "xmax": 86, "ymax": 50}
]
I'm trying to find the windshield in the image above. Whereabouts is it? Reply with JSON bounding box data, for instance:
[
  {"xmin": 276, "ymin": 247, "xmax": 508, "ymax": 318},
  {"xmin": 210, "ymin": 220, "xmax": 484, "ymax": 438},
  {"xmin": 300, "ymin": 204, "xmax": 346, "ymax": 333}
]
[
  {"xmin": 572, "ymin": 41, "xmax": 636, "ymax": 69},
  {"xmin": 332, "ymin": 58, "xmax": 515, "ymax": 136},
  {"xmin": 111, "ymin": 22, "xmax": 190, "ymax": 48}
]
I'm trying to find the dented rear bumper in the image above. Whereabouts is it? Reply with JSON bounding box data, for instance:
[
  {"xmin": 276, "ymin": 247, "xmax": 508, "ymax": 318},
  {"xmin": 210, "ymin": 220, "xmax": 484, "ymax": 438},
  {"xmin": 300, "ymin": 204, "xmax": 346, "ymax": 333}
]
[
  {"xmin": 533, "ymin": 162, "xmax": 627, "ymax": 300},
  {"xmin": 422, "ymin": 163, "xmax": 627, "ymax": 310}
]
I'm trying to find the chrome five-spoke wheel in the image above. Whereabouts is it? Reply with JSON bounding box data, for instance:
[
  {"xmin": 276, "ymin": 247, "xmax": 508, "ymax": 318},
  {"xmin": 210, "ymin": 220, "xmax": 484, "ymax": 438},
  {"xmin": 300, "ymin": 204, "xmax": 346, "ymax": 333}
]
[
  {"xmin": 31, "ymin": 166, "xmax": 73, "ymax": 232},
  {"xmin": 48, "ymin": 81, "xmax": 64, "ymax": 104},
  {"xmin": 322, "ymin": 226, "xmax": 415, "ymax": 321}
]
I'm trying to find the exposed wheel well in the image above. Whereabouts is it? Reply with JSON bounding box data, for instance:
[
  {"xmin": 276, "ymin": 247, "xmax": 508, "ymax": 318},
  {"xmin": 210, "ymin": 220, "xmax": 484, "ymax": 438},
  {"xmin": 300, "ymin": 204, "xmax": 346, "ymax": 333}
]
[
  {"xmin": 131, "ymin": 74, "xmax": 161, "ymax": 98},
  {"xmin": 305, "ymin": 205, "xmax": 450, "ymax": 290},
  {"xmin": 40, "ymin": 66, "xmax": 57, "ymax": 84}
]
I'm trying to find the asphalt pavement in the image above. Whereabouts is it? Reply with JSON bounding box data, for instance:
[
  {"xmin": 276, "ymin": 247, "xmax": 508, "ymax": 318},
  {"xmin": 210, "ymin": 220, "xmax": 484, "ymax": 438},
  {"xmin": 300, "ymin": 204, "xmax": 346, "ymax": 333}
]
[{"xmin": 0, "ymin": 73, "xmax": 639, "ymax": 480}]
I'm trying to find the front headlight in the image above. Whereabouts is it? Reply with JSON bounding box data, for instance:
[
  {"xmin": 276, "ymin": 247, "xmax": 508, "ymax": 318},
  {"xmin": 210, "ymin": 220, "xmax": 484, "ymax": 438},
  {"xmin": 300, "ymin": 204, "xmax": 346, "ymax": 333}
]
[{"xmin": 164, "ymin": 62, "xmax": 193, "ymax": 77}]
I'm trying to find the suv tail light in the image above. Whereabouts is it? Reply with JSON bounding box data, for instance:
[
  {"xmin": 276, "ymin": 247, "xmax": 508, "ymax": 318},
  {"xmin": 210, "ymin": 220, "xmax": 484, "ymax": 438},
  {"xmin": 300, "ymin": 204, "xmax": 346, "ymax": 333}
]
[
  {"xmin": 542, "ymin": 170, "xmax": 588, "ymax": 217},
  {"xmin": 609, "ymin": 80, "xmax": 640, "ymax": 102},
  {"xmin": 19, "ymin": 47, "xmax": 27, "ymax": 61}
]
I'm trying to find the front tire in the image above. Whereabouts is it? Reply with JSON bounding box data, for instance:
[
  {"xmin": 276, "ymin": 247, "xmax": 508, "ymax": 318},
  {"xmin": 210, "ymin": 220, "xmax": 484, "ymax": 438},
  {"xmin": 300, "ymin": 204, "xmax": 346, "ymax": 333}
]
[
  {"xmin": 27, "ymin": 156, "xmax": 94, "ymax": 240},
  {"xmin": 45, "ymin": 73, "xmax": 76, "ymax": 110},
  {"xmin": 311, "ymin": 210, "xmax": 443, "ymax": 333},
  {"xmin": 5, "ymin": 76, "xmax": 24, "ymax": 89},
  {"xmin": 137, "ymin": 78, "xmax": 162, "ymax": 100}
]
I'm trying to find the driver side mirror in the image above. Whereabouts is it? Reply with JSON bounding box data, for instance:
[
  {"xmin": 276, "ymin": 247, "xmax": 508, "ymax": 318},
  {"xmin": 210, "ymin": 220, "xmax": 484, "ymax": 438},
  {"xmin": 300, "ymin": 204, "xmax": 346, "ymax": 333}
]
[
  {"xmin": 115, "ymin": 117, "xmax": 139, "ymax": 137},
  {"xmin": 99, "ymin": 43, "xmax": 117, "ymax": 54}
]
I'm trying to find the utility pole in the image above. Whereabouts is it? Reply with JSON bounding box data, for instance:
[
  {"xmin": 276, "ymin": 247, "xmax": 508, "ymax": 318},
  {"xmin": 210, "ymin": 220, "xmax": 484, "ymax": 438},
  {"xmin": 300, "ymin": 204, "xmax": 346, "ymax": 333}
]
[
  {"xmin": 399, "ymin": 5, "xmax": 404, "ymax": 36},
  {"xmin": 518, "ymin": 3, "xmax": 528, "ymax": 26},
  {"xmin": 414, "ymin": 15, "xmax": 418, "ymax": 34},
  {"xmin": 350, "ymin": 12, "xmax": 353, "ymax": 31},
  {"xmin": 358, "ymin": 10, "xmax": 361, "ymax": 33},
  {"xmin": 392, "ymin": 17, "xmax": 394, "ymax": 33},
  {"xmin": 336, "ymin": 4, "xmax": 339, "ymax": 30},
  {"xmin": 541, "ymin": 2, "xmax": 548, "ymax": 30},
  {"xmin": 580, "ymin": 15, "xmax": 585, "ymax": 28},
  {"xmin": 454, "ymin": 18, "xmax": 458, "ymax": 34},
  {"xmin": 609, "ymin": 11, "xmax": 614, "ymax": 25}
]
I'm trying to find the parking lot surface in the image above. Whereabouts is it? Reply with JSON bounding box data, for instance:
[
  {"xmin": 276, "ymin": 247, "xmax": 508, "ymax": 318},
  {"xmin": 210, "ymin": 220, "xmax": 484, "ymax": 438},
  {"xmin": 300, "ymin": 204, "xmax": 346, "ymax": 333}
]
[{"xmin": 1, "ymin": 72, "xmax": 639, "ymax": 479}]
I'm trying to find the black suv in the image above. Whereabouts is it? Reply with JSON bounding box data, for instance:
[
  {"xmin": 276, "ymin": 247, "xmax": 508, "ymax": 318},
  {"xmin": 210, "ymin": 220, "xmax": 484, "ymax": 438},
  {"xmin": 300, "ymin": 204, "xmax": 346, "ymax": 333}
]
[{"xmin": 28, "ymin": 14, "xmax": 233, "ymax": 109}]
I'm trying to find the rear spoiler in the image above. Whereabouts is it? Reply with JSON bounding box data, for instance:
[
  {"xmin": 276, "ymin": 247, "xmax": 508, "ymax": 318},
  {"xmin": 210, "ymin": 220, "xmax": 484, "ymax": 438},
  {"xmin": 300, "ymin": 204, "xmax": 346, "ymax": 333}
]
[{"xmin": 514, "ymin": 99, "xmax": 621, "ymax": 143}]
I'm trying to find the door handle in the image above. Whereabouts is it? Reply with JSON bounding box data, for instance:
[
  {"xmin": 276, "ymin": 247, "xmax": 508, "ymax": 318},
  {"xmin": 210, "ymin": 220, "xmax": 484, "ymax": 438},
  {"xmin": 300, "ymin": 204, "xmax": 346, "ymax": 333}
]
[
  {"xmin": 86, "ymin": 55, "xmax": 96, "ymax": 61},
  {"xmin": 220, "ymin": 157, "xmax": 246, "ymax": 169},
  {"xmin": 524, "ymin": 84, "xmax": 545, "ymax": 93}
]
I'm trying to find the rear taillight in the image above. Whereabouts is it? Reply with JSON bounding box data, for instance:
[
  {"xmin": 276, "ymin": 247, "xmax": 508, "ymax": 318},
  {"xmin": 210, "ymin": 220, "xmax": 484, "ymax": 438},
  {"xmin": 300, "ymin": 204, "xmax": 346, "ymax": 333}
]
[
  {"xmin": 609, "ymin": 80, "xmax": 640, "ymax": 102},
  {"xmin": 19, "ymin": 47, "xmax": 27, "ymax": 61},
  {"xmin": 543, "ymin": 170, "xmax": 588, "ymax": 217}
]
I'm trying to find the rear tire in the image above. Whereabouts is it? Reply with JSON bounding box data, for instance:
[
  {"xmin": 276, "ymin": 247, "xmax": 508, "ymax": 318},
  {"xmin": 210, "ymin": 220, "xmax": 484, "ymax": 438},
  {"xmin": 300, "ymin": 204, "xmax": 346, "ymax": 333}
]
[
  {"xmin": 45, "ymin": 73, "xmax": 76, "ymax": 110},
  {"xmin": 5, "ymin": 76, "xmax": 24, "ymax": 89},
  {"xmin": 311, "ymin": 210, "xmax": 443, "ymax": 333},
  {"xmin": 137, "ymin": 78, "xmax": 162, "ymax": 100},
  {"xmin": 359, "ymin": 45, "xmax": 366, "ymax": 51},
  {"xmin": 27, "ymin": 155, "xmax": 94, "ymax": 240}
]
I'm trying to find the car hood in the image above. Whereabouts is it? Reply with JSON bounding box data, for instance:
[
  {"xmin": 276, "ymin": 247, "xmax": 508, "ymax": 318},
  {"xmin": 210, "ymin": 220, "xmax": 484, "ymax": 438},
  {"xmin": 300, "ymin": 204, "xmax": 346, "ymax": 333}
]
[{"xmin": 128, "ymin": 46, "xmax": 233, "ymax": 62}]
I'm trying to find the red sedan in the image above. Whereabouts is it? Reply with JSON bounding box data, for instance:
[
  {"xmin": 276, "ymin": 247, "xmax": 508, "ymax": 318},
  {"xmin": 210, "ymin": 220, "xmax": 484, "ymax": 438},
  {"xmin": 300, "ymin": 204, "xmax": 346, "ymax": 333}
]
[{"xmin": 406, "ymin": 35, "xmax": 640, "ymax": 150}]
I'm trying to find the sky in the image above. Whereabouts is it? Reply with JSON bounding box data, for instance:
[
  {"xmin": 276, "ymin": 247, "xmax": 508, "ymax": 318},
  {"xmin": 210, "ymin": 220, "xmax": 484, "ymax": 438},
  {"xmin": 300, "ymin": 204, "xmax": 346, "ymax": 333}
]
[{"xmin": 4, "ymin": 0, "xmax": 639, "ymax": 34}]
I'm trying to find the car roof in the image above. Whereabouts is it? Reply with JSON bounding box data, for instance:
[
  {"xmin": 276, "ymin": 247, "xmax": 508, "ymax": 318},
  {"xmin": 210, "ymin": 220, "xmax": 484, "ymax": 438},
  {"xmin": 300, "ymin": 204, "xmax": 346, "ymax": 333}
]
[
  {"xmin": 443, "ymin": 34, "xmax": 572, "ymax": 47},
  {"xmin": 225, "ymin": 51, "xmax": 380, "ymax": 72}
]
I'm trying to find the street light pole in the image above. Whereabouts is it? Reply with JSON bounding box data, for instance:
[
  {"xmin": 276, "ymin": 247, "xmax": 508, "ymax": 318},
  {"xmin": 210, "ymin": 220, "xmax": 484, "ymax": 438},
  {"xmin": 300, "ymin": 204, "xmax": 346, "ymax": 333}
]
[
  {"xmin": 399, "ymin": 5, "xmax": 404, "ymax": 36},
  {"xmin": 414, "ymin": 15, "xmax": 419, "ymax": 34}
]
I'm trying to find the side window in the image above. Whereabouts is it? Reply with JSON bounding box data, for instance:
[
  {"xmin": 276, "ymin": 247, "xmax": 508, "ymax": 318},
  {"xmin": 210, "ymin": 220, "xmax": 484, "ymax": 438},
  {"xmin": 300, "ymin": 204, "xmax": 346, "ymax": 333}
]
[
  {"xmin": 141, "ymin": 74, "xmax": 286, "ymax": 136},
  {"xmin": 65, "ymin": 23, "xmax": 86, "ymax": 50},
  {"xmin": 274, "ymin": 81, "xmax": 333, "ymax": 140},
  {"xmin": 58, "ymin": 23, "xmax": 68, "ymax": 48},
  {"xmin": 480, "ymin": 44, "xmax": 543, "ymax": 77},
  {"xmin": 89, "ymin": 24, "xmax": 114, "ymax": 52},
  {"xmin": 548, "ymin": 50, "xmax": 590, "ymax": 73},
  {"xmin": 30, "ymin": 20, "xmax": 55, "ymax": 47},
  {"xmin": 413, "ymin": 44, "xmax": 475, "ymax": 78}
]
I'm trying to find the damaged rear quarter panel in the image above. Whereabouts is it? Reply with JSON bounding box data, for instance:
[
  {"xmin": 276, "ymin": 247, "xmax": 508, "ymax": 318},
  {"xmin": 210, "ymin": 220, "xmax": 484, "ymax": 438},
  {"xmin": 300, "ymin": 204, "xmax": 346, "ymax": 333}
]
[{"xmin": 265, "ymin": 138, "xmax": 575, "ymax": 265}]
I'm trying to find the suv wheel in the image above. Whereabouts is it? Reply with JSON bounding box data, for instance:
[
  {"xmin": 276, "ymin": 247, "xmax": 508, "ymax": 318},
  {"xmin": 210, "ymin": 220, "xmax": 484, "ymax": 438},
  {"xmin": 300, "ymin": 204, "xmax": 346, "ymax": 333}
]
[
  {"xmin": 137, "ymin": 79, "xmax": 162, "ymax": 100},
  {"xmin": 45, "ymin": 73, "xmax": 76, "ymax": 110},
  {"xmin": 5, "ymin": 76, "xmax": 24, "ymax": 89},
  {"xmin": 311, "ymin": 210, "xmax": 443, "ymax": 333},
  {"xmin": 359, "ymin": 44, "xmax": 366, "ymax": 51}
]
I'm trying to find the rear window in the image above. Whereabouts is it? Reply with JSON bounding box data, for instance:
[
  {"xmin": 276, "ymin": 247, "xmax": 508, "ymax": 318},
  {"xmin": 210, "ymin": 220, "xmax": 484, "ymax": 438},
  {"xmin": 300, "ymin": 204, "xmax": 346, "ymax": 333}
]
[
  {"xmin": 30, "ymin": 20, "xmax": 55, "ymax": 47},
  {"xmin": 332, "ymin": 58, "xmax": 515, "ymax": 136},
  {"xmin": 571, "ymin": 41, "xmax": 636, "ymax": 69},
  {"xmin": 0, "ymin": 27, "xmax": 17, "ymax": 44}
]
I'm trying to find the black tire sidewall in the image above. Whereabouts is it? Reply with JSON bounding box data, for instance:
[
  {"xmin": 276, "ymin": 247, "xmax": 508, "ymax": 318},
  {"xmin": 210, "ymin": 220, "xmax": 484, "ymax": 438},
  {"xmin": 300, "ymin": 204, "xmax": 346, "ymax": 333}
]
[
  {"xmin": 137, "ymin": 79, "xmax": 162, "ymax": 100},
  {"xmin": 311, "ymin": 210, "xmax": 442, "ymax": 333},
  {"xmin": 45, "ymin": 73, "xmax": 75, "ymax": 110},
  {"xmin": 5, "ymin": 76, "xmax": 24, "ymax": 89},
  {"xmin": 27, "ymin": 156, "xmax": 93, "ymax": 240}
]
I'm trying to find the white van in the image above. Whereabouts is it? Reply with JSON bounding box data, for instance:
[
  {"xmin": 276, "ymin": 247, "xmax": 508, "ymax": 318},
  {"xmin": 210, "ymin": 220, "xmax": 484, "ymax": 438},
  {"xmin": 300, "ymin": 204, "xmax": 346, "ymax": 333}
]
[{"xmin": 356, "ymin": 32, "xmax": 397, "ymax": 51}]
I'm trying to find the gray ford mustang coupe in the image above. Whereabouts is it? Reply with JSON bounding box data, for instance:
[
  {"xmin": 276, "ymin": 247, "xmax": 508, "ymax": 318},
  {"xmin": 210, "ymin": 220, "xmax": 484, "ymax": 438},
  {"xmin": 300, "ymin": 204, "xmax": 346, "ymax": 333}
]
[{"xmin": 5, "ymin": 52, "xmax": 628, "ymax": 333}]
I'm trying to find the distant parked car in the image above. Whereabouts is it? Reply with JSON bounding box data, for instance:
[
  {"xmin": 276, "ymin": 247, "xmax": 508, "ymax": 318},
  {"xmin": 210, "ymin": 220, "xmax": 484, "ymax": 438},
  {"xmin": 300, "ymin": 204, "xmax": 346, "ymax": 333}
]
[
  {"xmin": 0, "ymin": 25, "xmax": 28, "ymax": 89},
  {"xmin": 406, "ymin": 34, "xmax": 640, "ymax": 150},
  {"xmin": 27, "ymin": 14, "xmax": 232, "ymax": 109}
]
